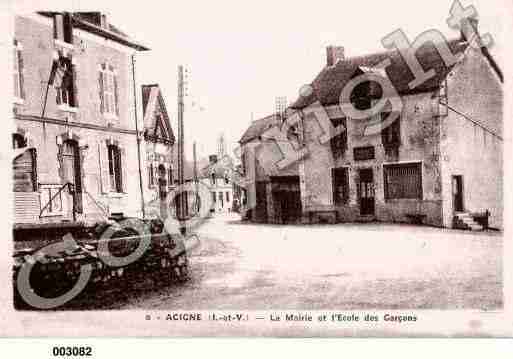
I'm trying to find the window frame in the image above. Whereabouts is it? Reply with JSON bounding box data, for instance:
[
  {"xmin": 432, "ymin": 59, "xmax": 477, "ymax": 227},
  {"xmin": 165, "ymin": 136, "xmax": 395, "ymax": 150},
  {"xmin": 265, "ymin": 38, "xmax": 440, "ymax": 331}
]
[
  {"xmin": 100, "ymin": 64, "xmax": 118, "ymax": 118},
  {"xmin": 381, "ymin": 112, "xmax": 401, "ymax": 147},
  {"xmin": 383, "ymin": 162, "xmax": 423, "ymax": 200},
  {"xmin": 107, "ymin": 144, "xmax": 123, "ymax": 193},
  {"xmin": 13, "ymin": 40, "xmax": 24, "ymax": 102},
  {"xmin": 332, "ymin": 167, "xmax": 349, "ymax": 205},
  {"xmin": 148, "ymin": 165, "xmax": 155, "ymax": 187},
  {"xmin": 56, "ymin": 56, "xmax": 77, "ymax": 109}
]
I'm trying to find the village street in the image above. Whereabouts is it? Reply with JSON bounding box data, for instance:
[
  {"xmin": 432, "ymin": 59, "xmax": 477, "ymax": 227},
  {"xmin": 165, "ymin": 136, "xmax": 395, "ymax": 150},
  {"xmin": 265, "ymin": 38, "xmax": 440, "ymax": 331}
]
[{"xmin": 116, "ymin": 214, "xmax": 502, "ymax": 310}]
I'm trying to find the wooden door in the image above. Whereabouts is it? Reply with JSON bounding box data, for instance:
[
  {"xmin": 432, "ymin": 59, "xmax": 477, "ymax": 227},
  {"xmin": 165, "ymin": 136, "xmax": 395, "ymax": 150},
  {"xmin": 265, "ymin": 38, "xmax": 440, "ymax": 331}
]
[
  {"xmin": 358, "ymin": 168, "xmax": 375, "ymax": 215},
  {"xmin": 452, "ymin": 175, "xmax": 464, "ymax": 212},
  {"xmin": 62, "ymin": 140, "xmax": 82, "ymax": 213}
]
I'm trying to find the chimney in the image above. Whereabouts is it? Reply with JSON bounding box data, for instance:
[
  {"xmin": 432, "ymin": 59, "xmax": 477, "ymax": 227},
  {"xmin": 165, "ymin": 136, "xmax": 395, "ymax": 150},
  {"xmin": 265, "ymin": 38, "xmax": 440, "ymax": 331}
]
[
  {"xmin": 100, "ymin": 14, "xmax": 108, "ymax": 29},
  {"xmin": 326, "ymin": 45, "xmax": 345, "ymax": 66},
  {"xmin": 460, "ymin": 17, "xmax": 480, "ymax": 44},
  {"xmin": 209, "ymin": 155, "xmax": 218, "ymax": 165}
]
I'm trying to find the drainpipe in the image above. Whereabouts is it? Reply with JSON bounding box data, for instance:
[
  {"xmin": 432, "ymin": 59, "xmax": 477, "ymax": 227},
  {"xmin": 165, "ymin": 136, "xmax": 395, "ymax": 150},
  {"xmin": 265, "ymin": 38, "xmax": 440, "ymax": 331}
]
[{"xmin": 131, "ymin": 53, "xmax": 145, "ymax": 218}]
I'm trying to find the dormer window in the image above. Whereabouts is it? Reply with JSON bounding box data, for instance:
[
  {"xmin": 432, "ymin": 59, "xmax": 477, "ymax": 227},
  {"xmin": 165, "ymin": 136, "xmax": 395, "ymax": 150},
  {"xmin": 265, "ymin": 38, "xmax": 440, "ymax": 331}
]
[
  {"xmin": 55, "ymin": 56, "xmax": 77, "ymax": 108},
  {"xmin": 53, "ymin": 12, "xmax": 73, "ymax": 45},
  {"xmin": 49, "ymin": 50, "xmax": 78, "ymax": 110}
]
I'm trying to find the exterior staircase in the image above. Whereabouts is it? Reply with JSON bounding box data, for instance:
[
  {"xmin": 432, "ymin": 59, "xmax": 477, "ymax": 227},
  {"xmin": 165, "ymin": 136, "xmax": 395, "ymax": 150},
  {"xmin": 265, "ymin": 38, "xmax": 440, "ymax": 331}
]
[{"xmin": 453, "ymin": 212, "xmax": 484, "ymax": 231}]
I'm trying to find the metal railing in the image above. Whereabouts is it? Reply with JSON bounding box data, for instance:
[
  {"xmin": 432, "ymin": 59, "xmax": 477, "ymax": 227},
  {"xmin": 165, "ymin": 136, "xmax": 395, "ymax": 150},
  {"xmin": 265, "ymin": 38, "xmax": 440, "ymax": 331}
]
[{"xmin": 39, "ymin": 182, "xmax": 75, "ymax": 220}]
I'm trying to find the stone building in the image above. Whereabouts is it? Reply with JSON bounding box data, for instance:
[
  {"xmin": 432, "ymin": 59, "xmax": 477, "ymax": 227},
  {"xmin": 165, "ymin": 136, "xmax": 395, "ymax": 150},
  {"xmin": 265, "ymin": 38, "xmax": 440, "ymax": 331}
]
[
  {"xmin": 239, "ymin": 19, "xmax": 502, "ymax": 229},
  {"xmin": 12, "ymin": 12, "xmax": 149, "ymax": 227}
]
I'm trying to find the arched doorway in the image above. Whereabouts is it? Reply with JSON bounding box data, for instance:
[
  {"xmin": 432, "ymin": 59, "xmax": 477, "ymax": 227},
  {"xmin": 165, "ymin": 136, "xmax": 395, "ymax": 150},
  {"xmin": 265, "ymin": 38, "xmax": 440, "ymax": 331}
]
[{"xmin": 62, "ymin": 140, "xmax": 83, "ymax": 213}]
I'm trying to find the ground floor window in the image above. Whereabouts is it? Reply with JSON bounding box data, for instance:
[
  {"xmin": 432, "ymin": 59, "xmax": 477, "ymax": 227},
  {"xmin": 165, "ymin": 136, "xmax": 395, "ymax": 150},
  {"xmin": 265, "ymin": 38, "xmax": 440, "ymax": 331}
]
[
  {"xmin": 226, "ymin": 191, "xmax": 230, "ymax": 203},
  {"xmin": 384, "ymin": 162, "xmax": 422, "ymax": 200},
  {"xmin": 218, "ymin": 191, "xmax": 224, "ymax": 207},
  {"xmin": 108, "ymin": 145, "xmax": 123, "ymax": 192},
  {"xmin": 332, "ymin": 167, "xmax": 349, "ymax": 205}
]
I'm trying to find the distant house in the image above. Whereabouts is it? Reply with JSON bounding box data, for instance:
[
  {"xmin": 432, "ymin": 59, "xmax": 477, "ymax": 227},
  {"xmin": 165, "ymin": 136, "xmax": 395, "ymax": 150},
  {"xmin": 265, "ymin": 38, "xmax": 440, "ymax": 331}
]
[
  {"xmin": 239, "ymin": 19, "xmax": 502, "ymax": 229},
  {"xmin": 200, "ymin": 154, "xmax": 234, "ymax": 214},
  {"xmin": 12, "ymin": 12, "xmax": 149, "ymax": 228}
]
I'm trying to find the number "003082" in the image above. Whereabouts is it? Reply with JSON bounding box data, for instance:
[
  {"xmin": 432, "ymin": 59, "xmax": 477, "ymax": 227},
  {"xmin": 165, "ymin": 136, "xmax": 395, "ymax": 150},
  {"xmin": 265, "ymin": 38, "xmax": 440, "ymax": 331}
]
[{"xmin": 52, "ymin": 346, "xmax": 92, "ymax": 357}]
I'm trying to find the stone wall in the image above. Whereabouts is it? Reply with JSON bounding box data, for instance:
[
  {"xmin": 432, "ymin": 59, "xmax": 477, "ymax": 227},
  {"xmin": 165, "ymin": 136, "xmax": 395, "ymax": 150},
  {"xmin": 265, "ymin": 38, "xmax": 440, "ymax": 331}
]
[{"xmin": 441, "ymin": 47, "xmax": 503, "ymax": 229}]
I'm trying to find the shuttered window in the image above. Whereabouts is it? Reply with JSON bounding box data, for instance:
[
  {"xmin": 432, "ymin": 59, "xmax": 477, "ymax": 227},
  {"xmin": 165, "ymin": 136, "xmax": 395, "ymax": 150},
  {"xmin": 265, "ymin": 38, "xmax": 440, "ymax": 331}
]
[
  {"xmin": 13, "ymin": 148, "xmax": 37, "ymax": 192},
  {"xmin": 384, "ymin": 163, "xmax": 422, "ymax": 200},
  {"xmin": 99, "ymin": 64, "xmax": 119, "ymax": 116},
  {"xmin": 13, "ymin": 40, "xmax": 24, "ymax": 100},
  {"xmin": 148, "ymin": 165, "xmax": 154, "ymax": 187}
]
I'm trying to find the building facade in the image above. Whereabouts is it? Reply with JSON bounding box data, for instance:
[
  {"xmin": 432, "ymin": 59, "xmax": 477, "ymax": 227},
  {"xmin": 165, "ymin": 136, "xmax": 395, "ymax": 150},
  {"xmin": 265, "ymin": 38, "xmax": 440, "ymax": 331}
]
[
  {"xmin": 141, "ymin": 84, "xmax": 176, "ymax": 219},
  {"xmin": 201, "ymin": 154, "xmax": 234, "ymax": 214},
  {"xmin": 12, "ymin": 12, "xmax": 149, "ymax": 226},
  {"xmin": 239, "ymin": 20, "xmax": 502, "ymax": 229}
]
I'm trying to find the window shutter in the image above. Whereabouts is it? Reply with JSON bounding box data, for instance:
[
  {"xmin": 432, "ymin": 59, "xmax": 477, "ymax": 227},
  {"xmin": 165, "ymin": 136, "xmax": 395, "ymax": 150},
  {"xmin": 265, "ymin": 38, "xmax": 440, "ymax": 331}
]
[
  {"xmin": 98, "ymin": 71, "xmax": 104, "ymax": 113},
  {"xmin": 18, "ymin": 49, "xmax": 24, "ymax": 99},
  {"xmin": 148, "ymin": 165, "xmax": 154, "ymax": 188},
  {"xmin": 114, "ymin": 74, "xmax": 119, "ymax": 116},
  {"xmin": 56, "ymin": 77, "xmax": 62, "ymax": 105},
  {"xmin": 98, "ymin": 142, "xmax": 110, "ymax": 193},
  {"xmin": 72, "ymin": 63, "xmax": 78, "ymax": 107},
  {"xmin": 120, "ymin": 147, "xmax": 128, "ymax": 193}
]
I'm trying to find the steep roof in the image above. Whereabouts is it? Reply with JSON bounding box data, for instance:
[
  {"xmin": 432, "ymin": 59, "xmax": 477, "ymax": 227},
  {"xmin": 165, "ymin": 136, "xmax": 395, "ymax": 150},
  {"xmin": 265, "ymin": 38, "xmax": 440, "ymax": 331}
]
[
  {"xmin": 141, "ymin": 85, "xmax": 153, "ymax": 115},
  {"xmin": 200, "ymin": 156, "xmax": 234, "ymax": 179},
  {"xmin": 291, "ymin": 38, "xmax": 468, "ymax": 109},
  {"xmin": 142, "ymin": 84, "xmax": 175, "ymax": 145},
  {"xmin": 239, "ymin": 113, "xmax": 281, "ymax": 144}
]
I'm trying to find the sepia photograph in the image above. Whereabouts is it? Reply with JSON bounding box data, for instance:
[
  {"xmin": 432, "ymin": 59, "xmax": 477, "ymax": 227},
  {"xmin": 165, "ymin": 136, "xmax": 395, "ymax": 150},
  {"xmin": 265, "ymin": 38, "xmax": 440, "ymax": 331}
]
[{"xmin": 0, "ymin": 0, "xmax": 511, "ymax": 339}]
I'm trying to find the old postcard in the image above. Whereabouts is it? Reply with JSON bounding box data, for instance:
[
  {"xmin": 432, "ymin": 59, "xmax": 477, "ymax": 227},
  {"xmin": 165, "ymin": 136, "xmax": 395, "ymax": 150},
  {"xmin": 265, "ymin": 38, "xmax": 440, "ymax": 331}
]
[{"xmin": 0, "ymin": 0, "xmax": 511, "ymax": 338}]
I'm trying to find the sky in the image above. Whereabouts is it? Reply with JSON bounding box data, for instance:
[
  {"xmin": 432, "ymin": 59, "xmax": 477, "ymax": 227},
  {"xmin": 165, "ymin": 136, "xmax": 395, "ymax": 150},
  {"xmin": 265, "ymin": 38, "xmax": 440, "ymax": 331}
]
[{"xmin": 10, "ymin": 0, "xmax": 508, "ymax": 160}]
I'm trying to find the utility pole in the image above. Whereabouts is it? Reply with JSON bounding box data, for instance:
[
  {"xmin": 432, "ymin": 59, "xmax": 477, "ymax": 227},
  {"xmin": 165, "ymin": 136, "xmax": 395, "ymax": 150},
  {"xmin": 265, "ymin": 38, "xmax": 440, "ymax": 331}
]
[
  {"xmin": 132, "ymin": 54, "xmax": 145, "ymax": 218},
  {"xmin": 193, "ymin": 141, "xmax": 199, "ymax": 215},
  {"xmin": 177, "ymin": 65, "xmax": 186, "ymax": 234}
]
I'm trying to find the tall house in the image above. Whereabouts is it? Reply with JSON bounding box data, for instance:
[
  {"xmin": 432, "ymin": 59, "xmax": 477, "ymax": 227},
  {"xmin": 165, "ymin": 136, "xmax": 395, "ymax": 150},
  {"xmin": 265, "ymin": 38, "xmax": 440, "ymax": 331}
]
[
  {"xmin": 12, "ymin": 12, "xmax": 149, "ymax": 226},
  {"xmin": 141, "ymin": 84, "xmax": 176, "ymax": 218}
]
